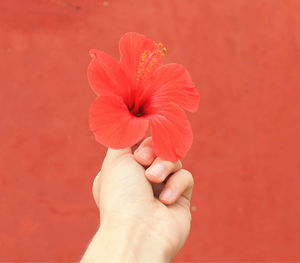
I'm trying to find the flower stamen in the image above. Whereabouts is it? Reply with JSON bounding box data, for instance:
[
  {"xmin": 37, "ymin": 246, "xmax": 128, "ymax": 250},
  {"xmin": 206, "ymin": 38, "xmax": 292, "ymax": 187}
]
[{"xmin": 137, "ymin": 42, "xmax": 167, "ymax": 80}]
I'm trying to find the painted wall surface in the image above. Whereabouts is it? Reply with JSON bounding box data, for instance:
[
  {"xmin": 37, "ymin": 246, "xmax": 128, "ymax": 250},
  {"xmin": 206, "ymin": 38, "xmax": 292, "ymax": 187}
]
[{"xmin": 1, "ymin": 0, "xmax": 300, "ymax": 262}]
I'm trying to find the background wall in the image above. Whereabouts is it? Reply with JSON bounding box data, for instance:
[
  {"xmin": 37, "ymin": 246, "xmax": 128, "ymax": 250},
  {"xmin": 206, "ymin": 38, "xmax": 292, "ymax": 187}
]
[{"xmin": 1, "ymin": 0, "xmax": 300, "ymax": 262}]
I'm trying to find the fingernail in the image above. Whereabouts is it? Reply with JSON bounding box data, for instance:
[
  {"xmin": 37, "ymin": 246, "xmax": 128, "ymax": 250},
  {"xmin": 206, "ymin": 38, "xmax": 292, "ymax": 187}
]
[
  {"xmin": 137, "ymin": 147, "xmax": 153, "ymax": 160},
  {"xmin": 160, "ymin": 188, "xmax": 173, "ymax": 202},
  {"xmin": 146, "ymin": 163, "xmax": 164, "ymax": 178}
]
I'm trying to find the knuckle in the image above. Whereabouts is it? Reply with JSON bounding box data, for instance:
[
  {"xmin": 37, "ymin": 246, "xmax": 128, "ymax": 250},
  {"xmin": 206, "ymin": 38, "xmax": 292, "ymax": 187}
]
[
  {"xmin": 139, "ymin": 136, "xmax": 152, "ymax": 149},
  {"xmin": 182, "ymin": 169, "xmax": 194, "ymax": 185},
  {"xmin": 166, "ymin": 160, "xmax": 182, "ymax": 171}
]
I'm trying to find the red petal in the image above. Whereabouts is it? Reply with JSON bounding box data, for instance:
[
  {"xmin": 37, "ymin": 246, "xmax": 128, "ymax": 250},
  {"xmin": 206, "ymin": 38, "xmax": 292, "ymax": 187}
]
[
  {"xmin": 89, "ymin": 96, "xmax": 149, "ymax": 148},
  {"xmin": 148, "ymin": 103, "xmax": 193, "ymax": 162},
  {"xmin": 88, "ymin": 49, "xmax": 131, "ymax": 103},
  {"xmin": 143, "ymin": 63, "xmax": 200, "ymax": 112},
  {"xmin": 119, "ymin": 32, "xmax": 156, "ymax": 87}
]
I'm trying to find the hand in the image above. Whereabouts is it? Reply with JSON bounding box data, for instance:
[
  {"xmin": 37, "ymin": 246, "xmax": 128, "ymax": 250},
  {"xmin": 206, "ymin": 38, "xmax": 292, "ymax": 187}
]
[{"xmin": 82, "ymin": 137, "xmax": 194, "ymax": 263}]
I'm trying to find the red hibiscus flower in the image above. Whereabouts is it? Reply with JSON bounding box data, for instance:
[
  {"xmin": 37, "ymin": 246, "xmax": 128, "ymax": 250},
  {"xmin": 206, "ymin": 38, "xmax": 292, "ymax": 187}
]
[{"xmin": 88, "ymin": 32, "xmax": 200, "ymax": 162}]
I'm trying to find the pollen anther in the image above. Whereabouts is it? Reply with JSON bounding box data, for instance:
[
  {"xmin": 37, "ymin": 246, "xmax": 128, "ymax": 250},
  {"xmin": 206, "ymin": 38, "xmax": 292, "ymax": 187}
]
[{"xmin": 137, "ymin": 42, "xmax": 167, "ymax": 80}]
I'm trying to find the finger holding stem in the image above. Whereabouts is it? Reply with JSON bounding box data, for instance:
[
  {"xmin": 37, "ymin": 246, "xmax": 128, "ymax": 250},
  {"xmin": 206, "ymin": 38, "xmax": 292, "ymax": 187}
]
[
  {"xmin": 133, "ymin": 137, "xmax": 155, "ymax": 166},
  {"xmin": 145, "ymin": 157, "xmax": 182, "ymax": 183}
]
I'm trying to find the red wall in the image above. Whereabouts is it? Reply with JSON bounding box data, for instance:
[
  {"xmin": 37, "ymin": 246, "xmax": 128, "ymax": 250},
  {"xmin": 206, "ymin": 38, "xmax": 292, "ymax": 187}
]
[{"xmin": 1, "ymin": 0, "xmax": 300, "ymax": 261}]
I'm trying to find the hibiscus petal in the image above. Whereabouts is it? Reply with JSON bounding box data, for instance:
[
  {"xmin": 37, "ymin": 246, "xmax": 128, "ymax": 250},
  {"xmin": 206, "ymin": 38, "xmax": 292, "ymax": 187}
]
[
  {"xmin": 88, "ymin": 49, "xmax": 131, "ymax": 103},
  {"xmin": 148, "ymin": 102, "xmax": 193, "ymax": 162},
  {"xmin": 144, "ymin": 63, "xmax": 200, "ymax": 112},
  {"xmin": 119, "ymin": 32, "xmax": 156, "ymax": 86},
  {"xmin": 89, "ymin": 96, "xmax": 149, "ymax": 149}
]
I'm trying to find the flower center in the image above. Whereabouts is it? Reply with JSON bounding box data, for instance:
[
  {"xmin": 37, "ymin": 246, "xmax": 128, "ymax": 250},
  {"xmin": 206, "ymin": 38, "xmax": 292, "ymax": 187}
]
[
  {"xmin": 128, "ymin": 102, "xmax": 144, "ymax": 117},
  {"xmin": 137, "ymin": 42, "xmax": 167, "ymax": 81}
]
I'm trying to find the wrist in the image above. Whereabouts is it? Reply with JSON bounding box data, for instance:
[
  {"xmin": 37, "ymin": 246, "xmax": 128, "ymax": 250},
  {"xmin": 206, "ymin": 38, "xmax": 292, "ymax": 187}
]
[{"xmin": 97, "ymin": 217, "xmax": 169, "ymax": 263}]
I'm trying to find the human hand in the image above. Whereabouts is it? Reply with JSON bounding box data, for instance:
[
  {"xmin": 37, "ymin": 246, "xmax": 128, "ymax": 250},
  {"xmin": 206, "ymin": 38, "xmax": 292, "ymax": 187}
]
[{"xmin": 82, "ymin": 137, "xmax": 194, "ymax": 263}]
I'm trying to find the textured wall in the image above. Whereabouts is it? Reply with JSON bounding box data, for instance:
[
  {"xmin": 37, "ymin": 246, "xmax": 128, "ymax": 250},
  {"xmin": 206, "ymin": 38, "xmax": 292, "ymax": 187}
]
[{"xmin": 1, "ymin": 0, "xmax": 300, "ymax": 261}]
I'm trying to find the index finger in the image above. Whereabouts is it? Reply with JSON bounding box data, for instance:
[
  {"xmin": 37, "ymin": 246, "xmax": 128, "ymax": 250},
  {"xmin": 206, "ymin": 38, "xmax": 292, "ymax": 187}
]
[{"xmin": 133, "ymin": 137, "xmax": 156, "ymax": 166}]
